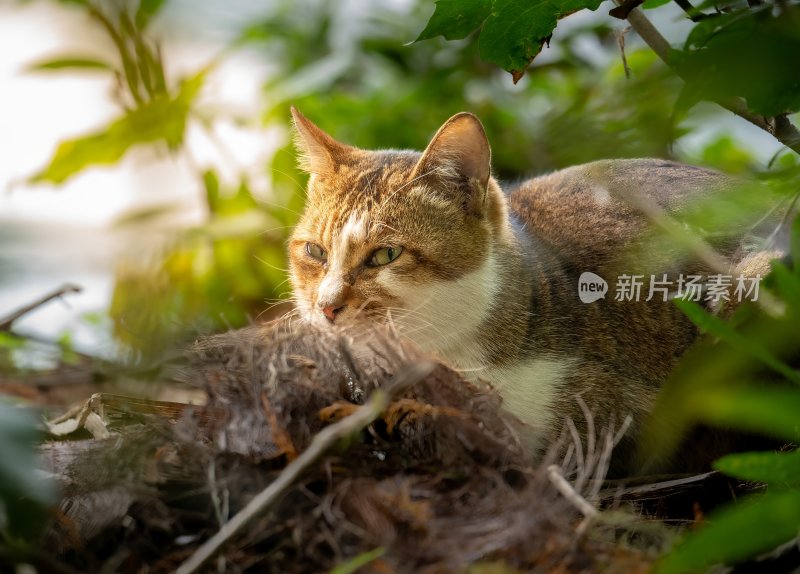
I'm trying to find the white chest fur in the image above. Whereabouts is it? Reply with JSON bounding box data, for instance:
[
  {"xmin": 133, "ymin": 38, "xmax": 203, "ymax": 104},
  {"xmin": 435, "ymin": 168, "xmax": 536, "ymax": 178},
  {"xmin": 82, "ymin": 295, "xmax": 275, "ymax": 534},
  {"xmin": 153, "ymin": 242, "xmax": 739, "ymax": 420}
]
[{"xmin": 378, "ymin": 250, "xmax": 571, "ymax": 440}]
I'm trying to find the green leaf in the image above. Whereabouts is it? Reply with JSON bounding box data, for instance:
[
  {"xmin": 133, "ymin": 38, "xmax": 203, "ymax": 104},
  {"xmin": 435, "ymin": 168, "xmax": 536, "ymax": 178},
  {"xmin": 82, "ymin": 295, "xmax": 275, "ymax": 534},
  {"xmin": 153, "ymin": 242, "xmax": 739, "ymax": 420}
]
[
  {"xmin": 26, "ymin": 57, "xmax": 114, "ymax": 72},
  {"xmin": 416, "ymin": 0, "xmax": 491, "ymax": 41},
  {"xmin": 416, "ymin": 0, "xmax": 605, "ymax": 80},
  {"xmin": 329, "ymin": 547, "xmax": 386, "ymax": 574},
  {"xmin": 656, "ymin": 490, "xmax": 800, "ymax": 574},
  {"xmin": 678, "ymin": 6, "xmax": 800, "ymax": 116},
  {"xmin": 674, "ymin": 299, "xmax": 800, "ymax": 384},
  {"xmin": 479, "ymin": 0, "xmax": 605, "ymax": 80},
  {"xmin": 691, "ymin": 387, "xmax": 800, "ymax": 443},
  {"xmin": 135, "ymin": 0, "xmax": 167, "ymax": 29},
  {"xmin": 30, "ymin": 72, "xmax": 205, "ymax": 184},
  {"xmin": 714, "ymin": 450, "xmax": 800, "ymax": 484},
  {"xmin": 0, "ymin": 332, "xmax": 25, "ymax": 350}
]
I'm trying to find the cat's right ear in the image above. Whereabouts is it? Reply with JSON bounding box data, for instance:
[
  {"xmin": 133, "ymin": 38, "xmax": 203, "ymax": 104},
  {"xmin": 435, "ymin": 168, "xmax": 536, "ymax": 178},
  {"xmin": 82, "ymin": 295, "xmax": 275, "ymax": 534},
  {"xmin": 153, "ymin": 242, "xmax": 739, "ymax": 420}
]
[
  {"xmin": 412, "ymin": 112, "xmax": 491, "ymax": 216},
  {"xmin": 291, "ymin": 106, "xmax": 352, "ymax": 176}
]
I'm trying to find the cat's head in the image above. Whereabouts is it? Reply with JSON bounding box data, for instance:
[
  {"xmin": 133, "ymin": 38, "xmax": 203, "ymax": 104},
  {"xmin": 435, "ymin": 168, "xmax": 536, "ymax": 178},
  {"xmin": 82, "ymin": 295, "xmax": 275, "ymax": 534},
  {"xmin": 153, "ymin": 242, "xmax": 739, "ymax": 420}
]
[{"xmin": 287, "ymin": 108, "xmax": 511, "ymax": 346}]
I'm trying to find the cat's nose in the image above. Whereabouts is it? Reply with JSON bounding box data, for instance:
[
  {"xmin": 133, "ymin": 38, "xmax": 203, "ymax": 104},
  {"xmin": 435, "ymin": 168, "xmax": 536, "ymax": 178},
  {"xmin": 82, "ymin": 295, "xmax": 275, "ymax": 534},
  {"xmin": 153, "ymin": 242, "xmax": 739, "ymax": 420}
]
[{"xmin": 321, "ymin": 304, "xmax": 345, "ymax": 322}]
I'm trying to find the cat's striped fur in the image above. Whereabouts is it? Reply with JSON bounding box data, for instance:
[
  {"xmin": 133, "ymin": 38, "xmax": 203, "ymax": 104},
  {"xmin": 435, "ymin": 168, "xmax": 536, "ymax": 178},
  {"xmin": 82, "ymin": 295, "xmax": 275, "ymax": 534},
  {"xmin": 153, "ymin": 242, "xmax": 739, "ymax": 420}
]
[{"xmin": 287, "ymin": 108, "xmax": 770, "ymax": 470}]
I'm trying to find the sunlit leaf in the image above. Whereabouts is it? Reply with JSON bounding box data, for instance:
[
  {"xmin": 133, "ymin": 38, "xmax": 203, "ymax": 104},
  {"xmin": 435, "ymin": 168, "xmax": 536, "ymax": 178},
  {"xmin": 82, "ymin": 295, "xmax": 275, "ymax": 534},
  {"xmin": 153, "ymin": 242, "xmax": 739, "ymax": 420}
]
[
  {"xmin": 135, "ymin": 0, "xmax": 166, "ymax": 28},
  {"xmin": 26, "ymin": 56, "xmax": 113, "ymax": 72},
  {"xmin": 691, "ymin": 387, "xmax": 800, "ymax": 443},
  {"xmin": 30, "ymin": 72, "xmax": 205, "ymax": 184},
  {"xmin": 714, "ymin": 449, "xmax": 800, "ymax": 484},
  {"xmin": 0, "ymin": 332, "xmax": 26, "ymax": 350},
  {"xmin": 656, "ymin": 490, "xmax": 800, "ymax": 573}
]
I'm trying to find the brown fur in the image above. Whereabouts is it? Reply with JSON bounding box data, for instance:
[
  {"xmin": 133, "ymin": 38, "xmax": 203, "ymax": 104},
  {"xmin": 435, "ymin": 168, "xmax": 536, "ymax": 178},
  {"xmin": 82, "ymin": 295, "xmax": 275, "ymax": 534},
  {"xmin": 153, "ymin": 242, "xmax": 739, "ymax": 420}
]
[{"xmin": 288, "ymin": 108, "xmax": 772, "ymax": 471}]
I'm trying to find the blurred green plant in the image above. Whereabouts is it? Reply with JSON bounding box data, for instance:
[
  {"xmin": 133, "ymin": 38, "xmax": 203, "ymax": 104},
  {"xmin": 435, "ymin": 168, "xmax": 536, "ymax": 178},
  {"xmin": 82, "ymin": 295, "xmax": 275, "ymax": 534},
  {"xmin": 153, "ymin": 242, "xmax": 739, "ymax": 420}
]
[
  {"xmin": 110, "ymin": 171, "xmax": 292, "ymax": 361},
  {"xmin": 640, "ymin": 221, "xmax": 800, "ymax": 572},
  {"xmin": 0, "ymin": 401, "xmax": 56, "ymax": 544},
  {"xmin": 29, "ymin": 0, "xmax": 197, "ymax": 184}
]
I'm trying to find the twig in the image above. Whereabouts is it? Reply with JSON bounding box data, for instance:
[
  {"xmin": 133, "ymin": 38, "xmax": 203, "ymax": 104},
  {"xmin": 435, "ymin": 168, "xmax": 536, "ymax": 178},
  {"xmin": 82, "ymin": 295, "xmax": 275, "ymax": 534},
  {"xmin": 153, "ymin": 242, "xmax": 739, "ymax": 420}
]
[
  {"xmin": 615, "ymin": 28, "xmax": 631, "ymax": 80},
  {"xmin": 600, "ymin": 470, "xmax": 719, "ymax": 500},
  {"xmin": 175, "ymin": 361, "xmax": 435, "ymax": 574},
  {"xmin": 619, "ymin": 4, "xmax": 800, "ymax": 156},
  {"xmin": 0, "ymin": 284, "xmax": 82, "ymax": 332},
  {"xmin": 547, "ymin": 464, "xmax": 598, "ymax": 526}
]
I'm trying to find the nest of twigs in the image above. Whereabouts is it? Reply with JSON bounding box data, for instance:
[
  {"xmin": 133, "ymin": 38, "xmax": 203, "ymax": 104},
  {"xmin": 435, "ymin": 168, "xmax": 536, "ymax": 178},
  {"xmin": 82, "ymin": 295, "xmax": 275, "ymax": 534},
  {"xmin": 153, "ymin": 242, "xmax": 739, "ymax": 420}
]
[{"xmin": 38, "ymin": 319, "xmax": 653, "ymax": 573}]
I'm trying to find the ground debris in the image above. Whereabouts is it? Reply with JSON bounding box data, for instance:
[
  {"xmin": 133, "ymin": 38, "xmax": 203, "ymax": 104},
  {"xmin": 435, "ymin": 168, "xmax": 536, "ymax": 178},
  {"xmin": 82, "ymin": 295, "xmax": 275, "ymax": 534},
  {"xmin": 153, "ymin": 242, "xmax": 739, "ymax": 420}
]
[{"xmin": 39, "ymin": 319, "xmax": 654, "ymax": 573}]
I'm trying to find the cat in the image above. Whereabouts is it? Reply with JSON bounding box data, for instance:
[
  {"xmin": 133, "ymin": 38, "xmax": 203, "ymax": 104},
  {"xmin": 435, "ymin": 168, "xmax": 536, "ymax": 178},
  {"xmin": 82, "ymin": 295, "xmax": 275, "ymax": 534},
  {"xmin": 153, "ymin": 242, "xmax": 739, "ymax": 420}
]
[{"xmin": 287, "ymin": 107, "xmax": 774, "ymax": 471}]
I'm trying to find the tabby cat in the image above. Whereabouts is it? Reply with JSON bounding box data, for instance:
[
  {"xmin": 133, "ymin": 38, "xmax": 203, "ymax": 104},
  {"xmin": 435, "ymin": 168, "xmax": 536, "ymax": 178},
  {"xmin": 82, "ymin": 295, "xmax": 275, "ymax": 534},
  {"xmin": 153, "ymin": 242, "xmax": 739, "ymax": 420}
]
[{"xmin": 287, "ymin": 107, "xmax": 770, "ymax": 469}]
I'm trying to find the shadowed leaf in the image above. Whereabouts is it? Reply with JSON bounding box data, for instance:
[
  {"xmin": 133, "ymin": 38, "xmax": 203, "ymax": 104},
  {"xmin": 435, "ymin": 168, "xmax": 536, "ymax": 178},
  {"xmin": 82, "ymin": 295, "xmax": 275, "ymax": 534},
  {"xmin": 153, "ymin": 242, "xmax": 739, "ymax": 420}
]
[
  {"xmin": 674, "ymin": 299, "xmax": 800, "ymax": 384},
  {"xmin": 656, "ymin": 490, "xmax": 800, "ymax": 573},
  {"xmin": 714, "ymin": 450, "xmax": 800, "ymax": 484}
]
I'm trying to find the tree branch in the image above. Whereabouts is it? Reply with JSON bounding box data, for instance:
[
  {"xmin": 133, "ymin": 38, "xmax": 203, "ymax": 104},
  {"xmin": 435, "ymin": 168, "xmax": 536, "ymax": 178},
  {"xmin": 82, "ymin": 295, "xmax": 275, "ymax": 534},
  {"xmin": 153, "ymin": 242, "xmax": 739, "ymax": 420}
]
[
  {"xmin": 0, "ymin": 284, "xmax": 82, "ymax": 332},
  {"xmin": 620, "ymin": 5, "xmax": 800, "ymax": 156}
]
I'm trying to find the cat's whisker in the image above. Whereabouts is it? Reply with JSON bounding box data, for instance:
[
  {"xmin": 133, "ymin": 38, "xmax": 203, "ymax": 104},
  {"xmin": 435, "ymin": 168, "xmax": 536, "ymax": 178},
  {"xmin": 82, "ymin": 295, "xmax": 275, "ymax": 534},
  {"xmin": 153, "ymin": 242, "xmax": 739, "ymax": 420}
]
[
  {"xmin": 252, "ymin": 255, "xmax": 291, "ymax": 274},
  {"xmin": 265, "ymin": 165, "xmax": 308, "ymax": 196},
  {"xmin": 258, "ymin": 224, "xmax": 300, "ymax": 237},
  {"xmin": 253, "ymin": 199, "xmax": 304, "ymax": 219}
]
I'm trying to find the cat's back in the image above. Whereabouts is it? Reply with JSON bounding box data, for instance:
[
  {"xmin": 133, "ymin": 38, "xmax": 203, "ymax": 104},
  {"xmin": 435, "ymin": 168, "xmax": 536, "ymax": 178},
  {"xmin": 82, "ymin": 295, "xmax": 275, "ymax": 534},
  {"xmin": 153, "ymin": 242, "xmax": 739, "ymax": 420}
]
[{"xmin": 506, "ymin": 158, "xmax": 731, "ymax": 267}]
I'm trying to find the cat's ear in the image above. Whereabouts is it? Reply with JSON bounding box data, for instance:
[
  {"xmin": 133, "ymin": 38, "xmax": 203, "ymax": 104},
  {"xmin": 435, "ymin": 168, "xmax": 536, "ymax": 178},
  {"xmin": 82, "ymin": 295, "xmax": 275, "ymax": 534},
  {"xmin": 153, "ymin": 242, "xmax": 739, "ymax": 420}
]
[
  {"xmin": 412, "ymin": 112, "xmax": 491, "ymax": 213},
  {"xmin": 291, "ymin": 106, "xmax": 352, "ymax": 176}
]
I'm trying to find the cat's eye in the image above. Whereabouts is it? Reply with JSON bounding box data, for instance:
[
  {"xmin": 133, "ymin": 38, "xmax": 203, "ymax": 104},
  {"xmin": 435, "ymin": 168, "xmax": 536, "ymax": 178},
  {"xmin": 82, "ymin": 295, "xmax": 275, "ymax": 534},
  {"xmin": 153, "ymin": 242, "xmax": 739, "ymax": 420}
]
[
  {"xmin": 368, "ymin": 246, "xmax": 403, "ymax": 267},
  {"xmin": 305, "ymin": 242, "xmax": 327, "ymax": 262}
]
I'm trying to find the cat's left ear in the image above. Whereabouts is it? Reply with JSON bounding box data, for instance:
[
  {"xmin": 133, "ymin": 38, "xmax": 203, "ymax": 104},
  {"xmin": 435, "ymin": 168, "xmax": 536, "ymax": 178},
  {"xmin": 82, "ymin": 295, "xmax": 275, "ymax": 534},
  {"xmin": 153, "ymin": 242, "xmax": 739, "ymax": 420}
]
[
  {"xmin": 412, "ymin": 112, "xmax": 491, "ymax": 214},
  {"xmin": 291, "ymin": 106, "xmax": 353, "ymax": 176}
]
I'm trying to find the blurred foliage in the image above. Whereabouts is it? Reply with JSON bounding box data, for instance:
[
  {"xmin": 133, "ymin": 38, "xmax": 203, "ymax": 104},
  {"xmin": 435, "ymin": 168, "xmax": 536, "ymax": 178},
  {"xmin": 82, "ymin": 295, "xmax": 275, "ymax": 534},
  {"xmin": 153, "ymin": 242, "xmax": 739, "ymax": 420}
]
[
  {"xmin": 0, "ymin": 401, "xmax": 55, "ymax": 542},
  {"xmin": 643, "ymin": 221, "xmax": 800, "ymax": 572},
  {"xmin": 29, "ymin": 0, "xmax": 188, "ymax": 183},
  {"xmin": 110, "ymin": 171, "xmax": 291, "ymax": 361}
]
